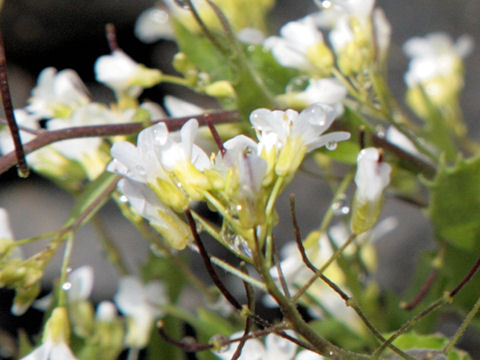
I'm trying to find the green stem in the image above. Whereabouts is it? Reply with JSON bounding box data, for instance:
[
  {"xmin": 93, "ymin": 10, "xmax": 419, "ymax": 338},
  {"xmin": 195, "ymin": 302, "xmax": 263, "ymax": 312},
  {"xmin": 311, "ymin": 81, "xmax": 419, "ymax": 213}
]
[
  {"xmin": 13, "ymin": 231, "xmax": 59, "ymax": 247},
  {"xmin": 91, "ymin": 215, "xmax": 129, "ymax": 275},
  {"xmin": 293, "ymin": 234, "xmax": 357, "ymax": 302},
  {"xmin": 319, "ymin": 170, "xmax": 354, "ymax": 234},
  {"xmin": 57, "ymin": 232, "xmax": 75, "ymax": 307},
  {"xmin": 371, "ymin": 298, "xmax": 446, "ymax": 359},
  {"xmin": 443, "ymin": 295, "xmax": 480, "ymax": 354},
  {"xmin": 188, "ymin": 244, "xmax": 267, "ymax": 292}
]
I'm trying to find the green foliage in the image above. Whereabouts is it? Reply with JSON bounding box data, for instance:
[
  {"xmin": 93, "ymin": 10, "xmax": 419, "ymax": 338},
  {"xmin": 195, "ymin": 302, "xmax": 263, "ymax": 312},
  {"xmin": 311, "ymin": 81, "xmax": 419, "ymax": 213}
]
[
  {"xmin": 426, "ymin": 156, "xmax": 480, "ymax": 250},
  {"xmin": 390, "ymin": 332, "xmax": 471, "ymax": 360}
]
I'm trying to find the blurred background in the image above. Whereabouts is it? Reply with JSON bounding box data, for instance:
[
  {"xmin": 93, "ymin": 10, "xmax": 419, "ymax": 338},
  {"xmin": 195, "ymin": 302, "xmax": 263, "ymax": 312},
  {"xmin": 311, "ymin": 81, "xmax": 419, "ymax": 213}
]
[{"xmin": 0, "ymin": 0, "xmax": 478, "ymax": 357}]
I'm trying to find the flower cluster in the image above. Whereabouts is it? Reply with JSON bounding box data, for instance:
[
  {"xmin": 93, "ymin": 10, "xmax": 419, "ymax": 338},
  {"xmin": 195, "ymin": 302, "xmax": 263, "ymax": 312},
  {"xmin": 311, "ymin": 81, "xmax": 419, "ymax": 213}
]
[{"xmin": 108, "ymin": 104, "xmax": 350, "ymax": 250}]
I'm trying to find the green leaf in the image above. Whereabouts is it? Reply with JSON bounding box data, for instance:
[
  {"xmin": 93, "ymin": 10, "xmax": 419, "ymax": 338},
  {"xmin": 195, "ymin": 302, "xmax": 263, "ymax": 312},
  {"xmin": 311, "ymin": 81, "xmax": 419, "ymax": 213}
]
[
  {"xmin": 426, "ymin": 156, "xmax": 480, "ymax": 250},
  {"xmin": 242, "ymin": 45, "xmax": 299, "ymax": 97},
  {"xmin": 389, "ymin": 332, "xmax": 472, "ymax": 360},
  {"xmin": 65, "ymin": 171, "xmax": 119, "ymax": 228},
  {"xmin": 173, "ymin": 20, "xmax": 233, "ymax": 83}
]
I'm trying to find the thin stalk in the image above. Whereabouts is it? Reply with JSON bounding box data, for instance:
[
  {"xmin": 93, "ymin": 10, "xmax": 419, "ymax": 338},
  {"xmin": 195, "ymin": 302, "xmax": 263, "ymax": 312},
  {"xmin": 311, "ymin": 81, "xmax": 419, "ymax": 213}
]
[
  {"xmin": 293, "ymin": 233, "xmax": 357, "ymax": 302},
  {"xmin": 253, "ymin": 231, "xmax": 368, "ymax": 360},
  {"xmin": 91, "ymin": 215, "xmax": 129, "ymax": 275},
  {"xmin": 0, "ymin": 110, "xmax": 240, "ymax": 175},
  {"xmin": 319, "ymin": 170, "xmax": 354, "ymax": 233},
  {"xmin": 443, "ymin": 296, "xmax": 480, "ymax": 354},
  {"xmin": 371, "ymin": 298, "xmax": 446, "ymax": 359},
  {"xmin": 114, "ymin": 195, "xmax": 213, "ymax": 299},
  {"xmin": 188, "ymin": 243, "xmax": 266, "ymax": 292},
  {"xmin": 57, "ymin": 232, "xmax": 75, "ymax": 307},
  {"xmin": 0, "ymin": 27, "xmax": 28, "ymax": 177},
  {"xmin": 290, "ymin": 196, "xmax": 414, "ymax": 360},
  {"xmin": 185, "ymin": 209, "xmax": 242, "ymax": 310}
]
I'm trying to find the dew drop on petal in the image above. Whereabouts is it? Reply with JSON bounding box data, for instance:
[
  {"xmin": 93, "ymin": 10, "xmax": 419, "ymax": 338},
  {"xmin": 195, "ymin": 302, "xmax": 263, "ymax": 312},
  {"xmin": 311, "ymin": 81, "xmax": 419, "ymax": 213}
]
[
  {"xmin": 286, "ymin": 76, "xmax": 310, "ymax": 93},
  {"xmin": 119, "ymin": 195, "xmax": 129, "ymax": 203},
  {"xmin": 62, "ymin": 282, "xmax": 72, "ymax": 291},
  {"xmin": 326, "ymin": 141, "xmax": 338, "ymax": 151}
]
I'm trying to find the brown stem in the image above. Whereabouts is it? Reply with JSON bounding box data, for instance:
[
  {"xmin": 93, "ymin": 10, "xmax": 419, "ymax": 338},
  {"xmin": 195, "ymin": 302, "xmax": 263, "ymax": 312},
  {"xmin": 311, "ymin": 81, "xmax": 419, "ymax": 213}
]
[
  {"xmin": 0, "ymin": 27, "xmax": 28, "ymax": 177},
  {"xmin": 449, "ymin": 253, "xmax": 480, "ymax": 298},
  {"xmin": 105, "ymin": 23, "xmax": 120, "ymax": 52},
  {"xmin": 0, "ymin": 111, "xmax": 240, "ymax": 175},
  {"xmin": 185, "ymin": 209, "xmax": 242, "ymax": 310},
  {"xmin": 157, "ymin": 322, "xmax": 213, "ymax": 352},
  {"xmin": 205, "ymin": 113, "xmax": 226, "ymax": 156}
]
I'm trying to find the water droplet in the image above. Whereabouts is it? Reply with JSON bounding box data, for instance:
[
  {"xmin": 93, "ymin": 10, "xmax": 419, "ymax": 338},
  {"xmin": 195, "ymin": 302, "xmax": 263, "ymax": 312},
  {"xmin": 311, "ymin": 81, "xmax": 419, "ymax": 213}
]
[
  {"xmin": 65, "ymin": 267, "xmax": 72, "ymax": 273},
  {"xmin": 62, "ymin": 282, "xmax": 72, "ymax": 291},
  {"xmin": 235, "ymin": 204, "xmax": 243, "ymax": 211},
  {"xmin": 316, "ymin": 0, "xmax": 333, "ymax": 9},
  {"xmin": 119, "ymin": 195, "xmax": 129, "ymax": 203},
  {"xmin": 285, "ymin": 76, "xmax": 310, "ymax": 93},
  {"xmin": 331, "ymin": 195, "xmax": 350, "ymax": 216},
  {"xmin": 233, "ymin": 236, "xmax": 252, "ymax": 257},
  {"xmin": 328, "ymin": 350, "xmax": 335, "ymax": 356},
  {"xmin": 326, "ymin": 141, "xmax": 338, "ymax": 151}
]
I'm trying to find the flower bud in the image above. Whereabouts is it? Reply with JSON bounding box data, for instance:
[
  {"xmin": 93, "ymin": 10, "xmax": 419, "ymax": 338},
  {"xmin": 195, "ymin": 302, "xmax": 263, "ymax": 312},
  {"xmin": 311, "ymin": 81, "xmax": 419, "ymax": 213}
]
[{"xmin": 351, "ymin": 148, "xmax": 391, "ymax": 234}]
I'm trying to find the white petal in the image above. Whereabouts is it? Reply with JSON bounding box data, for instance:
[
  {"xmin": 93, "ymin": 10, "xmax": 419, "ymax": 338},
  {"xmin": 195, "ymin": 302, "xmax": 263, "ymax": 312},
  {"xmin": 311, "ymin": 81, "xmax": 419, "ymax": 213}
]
[
  {"xmin": 67, "ymin": 266, "xmax": 94, "ymax": 302},
  {"xmin": 135, "ymin": 7, "xmax": 175, "ymax": 43},
  {"xmin": 164, "ymin": 96, "xmax": 204, "ymax": 117},
  {"xmin": 96, "ymin": 301, "xmax": 117, "ymax": 321}
]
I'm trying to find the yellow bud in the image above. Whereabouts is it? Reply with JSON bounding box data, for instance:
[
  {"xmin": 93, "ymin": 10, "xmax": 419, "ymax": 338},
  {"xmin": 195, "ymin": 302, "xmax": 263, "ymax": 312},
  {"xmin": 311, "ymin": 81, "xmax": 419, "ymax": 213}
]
[
  {"xmin": 44, "ymin": 307, "xmax": 70, "ymax": 344},
  {"xmin": 204, "ymin": 81, "xmax": 236, "ymax": 99},
  {"xmin": 306, "ymin": 43, "xmax": 334, "ymax": 74},
  {"xmin": 70, "ymin": 301, "xmax": 95, "ymax": 337},
  {"xmin": 351, "ymin": 196, "xmax": 383, "ymax": 235}
]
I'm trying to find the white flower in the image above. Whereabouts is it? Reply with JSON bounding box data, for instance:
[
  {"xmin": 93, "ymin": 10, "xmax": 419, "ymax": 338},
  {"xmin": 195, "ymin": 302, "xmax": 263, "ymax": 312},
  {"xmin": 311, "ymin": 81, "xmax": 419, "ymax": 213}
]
[
  {"xmin": 281, "ymin": 78, "xmax": 346, "ymax": 112},
  {"xmin": 20, "ymin": 307, "xmax": 77, "ymax": 360},
  {"xmin": 27, "ymin": 67, "xmax": 90, "ymax": 119},
  {"xmin": 21, "ymin": 340, "xmax": 78, "ymax": 360},
  {"xmin": 403, "ymin": 32, "xmax": 473, "ymax": 87},
  {"xmin": 163, "ymin": 95, "xmax": 204, "ymax": 118},
  {"xmin": 216, "ymin": 135, "xmax": 267, "ymax": 200},
  {"xmin": 116, "ymin": 179, "xmax": 192, "ymax": 249},
  {"xmin": 314, "ymin": 0, "xmax": 375, "ymax": 25},
  {"xmin": 0, "ymin": 109, "xmax": 40, "ymax": 156},
  {"xmin": 114, "ymin": 276, "xmax": 167, "ymax": 348},
  {"xmin": 251, "ymin": 104, "xmax": 349, "ymax": 177},
  {"xmin": 251, "ymin": 104, "xmax": 349, "ymax": 154},
  {"xmin": 108, "ymin": 119, "xmax": 211, "ymax": 211},
  {"xmin": 386, "ymin": 126, "xmax": 419, "ymax": 155},
  {"xmin": 237, "ymin": 28, "xmax": 266, "ymax": 44},
  {"xmin": 354, "ymin": 148, "xmax": 391, "ymax": 204},
  {"xmin": 264, "ymin": 16, "xmax": 328, "ymax": 72},
  {"xmin": 95, "ymin": 301, "xmax": 117, "ymax": 322},
  {"xmin": 94, "ymin": 50, "xmax": 162, "ymax": 99},
  {"xmin": 135, "ymin": 7, "xmax": 175, "ymax": 43},
  {"xmin": 214, "ymin": 331, "xmax": 298, "ymax": 360}
]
